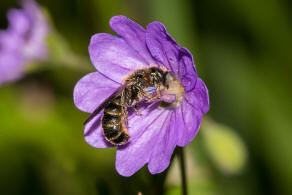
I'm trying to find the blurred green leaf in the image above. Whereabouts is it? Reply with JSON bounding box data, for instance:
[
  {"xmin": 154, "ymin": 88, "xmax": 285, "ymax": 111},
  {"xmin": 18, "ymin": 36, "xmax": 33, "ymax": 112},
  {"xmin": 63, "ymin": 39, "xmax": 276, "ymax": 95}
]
[{"xmin": 201, "ymin": 119, "xmax": 248, "ymax": 175}]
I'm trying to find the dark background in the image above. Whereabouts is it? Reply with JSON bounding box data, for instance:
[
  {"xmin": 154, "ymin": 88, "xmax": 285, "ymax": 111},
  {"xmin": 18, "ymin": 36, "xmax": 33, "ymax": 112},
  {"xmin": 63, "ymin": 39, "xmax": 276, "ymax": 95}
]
[{"xmin": 0, "ymin": 0, "xmax": 292, "ymax": 194}]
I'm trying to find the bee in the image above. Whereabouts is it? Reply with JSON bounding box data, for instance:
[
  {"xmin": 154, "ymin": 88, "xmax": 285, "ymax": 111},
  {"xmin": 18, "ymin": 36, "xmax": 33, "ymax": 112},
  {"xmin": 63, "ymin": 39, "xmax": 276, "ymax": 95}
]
[{"xmin": 84, "ymin": 66, "xmax": 172, "ymax": 145}]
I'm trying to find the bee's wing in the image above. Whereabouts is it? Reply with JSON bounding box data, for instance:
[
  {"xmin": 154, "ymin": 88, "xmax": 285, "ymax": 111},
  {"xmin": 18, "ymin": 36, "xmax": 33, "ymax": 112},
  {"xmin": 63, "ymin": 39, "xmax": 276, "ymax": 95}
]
[{"xmin": 83, "ymin": 85, "xmax": 125, "ymax": 125}]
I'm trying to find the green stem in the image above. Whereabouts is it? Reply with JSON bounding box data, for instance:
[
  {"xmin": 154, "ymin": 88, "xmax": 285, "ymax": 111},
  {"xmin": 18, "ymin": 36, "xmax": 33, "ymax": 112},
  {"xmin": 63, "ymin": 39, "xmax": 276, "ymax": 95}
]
[
  {"xmin": 178, "ymin": 147, "xmax": 188, "ymax": 195},
  {"xmin": 151, "ymin": 168, "xmax": 169, "ymax": 195},
  {"xmin": 60, "ymin": 54, "xmax": 93, "ymax": 71}
]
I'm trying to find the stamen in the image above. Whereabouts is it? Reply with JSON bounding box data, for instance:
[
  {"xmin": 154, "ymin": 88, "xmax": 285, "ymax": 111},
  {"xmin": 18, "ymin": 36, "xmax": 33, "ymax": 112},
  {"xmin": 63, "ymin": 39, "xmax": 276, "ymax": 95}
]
[{"xmin": 161, "ymin": 74, "xmax": 185, "ymax": 107}]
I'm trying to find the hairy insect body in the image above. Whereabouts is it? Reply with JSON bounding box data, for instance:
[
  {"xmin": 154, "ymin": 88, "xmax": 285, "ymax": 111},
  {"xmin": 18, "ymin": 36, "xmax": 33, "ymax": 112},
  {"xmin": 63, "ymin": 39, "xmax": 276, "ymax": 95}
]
[
  {"xmin": 123, "ymin": 68, "xmax": 164, "ymax": 106},
  {"xmin": 86, "ymin": 67, "xmax": 170, "ymax": 145}
]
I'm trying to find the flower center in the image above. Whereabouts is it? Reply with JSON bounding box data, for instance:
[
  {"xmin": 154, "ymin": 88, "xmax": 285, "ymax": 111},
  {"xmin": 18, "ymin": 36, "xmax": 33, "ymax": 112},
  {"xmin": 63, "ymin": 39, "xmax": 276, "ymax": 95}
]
[{"xmin": 161, "ymin": 73, "xmax": 184, "ymax": 108}]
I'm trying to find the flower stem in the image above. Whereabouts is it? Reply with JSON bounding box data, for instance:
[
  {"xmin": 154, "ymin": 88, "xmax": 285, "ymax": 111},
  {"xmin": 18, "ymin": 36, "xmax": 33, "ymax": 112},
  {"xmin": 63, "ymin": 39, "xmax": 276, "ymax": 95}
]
[{"xmin": 178, "ymin": 147, "xmax": 188, "ymax": 195}]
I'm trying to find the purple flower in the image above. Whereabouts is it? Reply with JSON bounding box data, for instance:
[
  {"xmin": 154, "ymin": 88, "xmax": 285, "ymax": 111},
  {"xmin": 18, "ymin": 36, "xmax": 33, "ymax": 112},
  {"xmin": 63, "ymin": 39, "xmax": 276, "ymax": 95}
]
[
  {"xmin": 0, "ymin": 0, "xmax": 49, "ymax": 84},
  {"xmin": 73, "ymin": 16, "xmax": 209, "ymax": 176}
]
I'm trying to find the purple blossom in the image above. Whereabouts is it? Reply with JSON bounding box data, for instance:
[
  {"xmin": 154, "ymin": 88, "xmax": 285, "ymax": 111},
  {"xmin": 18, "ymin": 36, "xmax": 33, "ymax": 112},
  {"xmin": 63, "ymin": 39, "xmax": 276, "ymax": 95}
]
[
  {"xmin": 73, "ymin": 16, "xmax": 209, "ymax": 176},
  {"xmin": 0, "ymin": 0, "xmax": 49, "ymax": 84}
]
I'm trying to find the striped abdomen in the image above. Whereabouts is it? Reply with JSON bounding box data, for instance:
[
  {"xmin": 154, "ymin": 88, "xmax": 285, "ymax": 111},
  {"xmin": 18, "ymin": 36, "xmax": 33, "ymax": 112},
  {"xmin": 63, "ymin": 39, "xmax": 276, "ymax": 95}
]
[{"xmin": 102, "ymin": 96, "xmax": 129, "ymax": 145}]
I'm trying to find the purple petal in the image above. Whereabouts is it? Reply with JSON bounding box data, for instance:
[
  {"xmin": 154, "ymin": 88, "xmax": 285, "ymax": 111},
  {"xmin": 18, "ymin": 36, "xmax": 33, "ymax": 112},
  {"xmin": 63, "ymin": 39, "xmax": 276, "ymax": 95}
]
[
  {"xmin": 110, "ymin": 16, "xmax": 156, "ymax": 65},
  {"xmin": 148, "ymin": 112, "xmax": 177, "ymax": 174},
  {"xmin": 176, "ymin": 78, "xmax": 209, "ymax": 146},
  {"xmin": 146, "ymin": 22, "xmax": 197, "ymax": 91},
  {"xmin": 0, "ymin": 0, "xmax": 49, "ymax": 68},
  {"xmin": 7, "ymin": 8, "xmax": 30, "ymax": 36},
  {"xmin": 125, "ymin": 102, "xmax": 163, "ymax": 141},
  {"xmin": 84, "ymin": 113, "xmax": 113, "ymax": 148},
  {"xmin": 175, "ymin": 100, "xmax": 202, "ymax": 147},
  {"xmin": 115, "ymin": 107, "xmax": 172, "ymax": 176},
  {"xmin": 0, "ymin": 31, "xmax": 23, "ymax": 52},
  {"xmin": 73, "ymin": 72, "xmax": 121, "ymax": 113},
  {"xmin": 21, "ymin": 0, "xmax": 49, "ymax": 61},
  {"xmin": 89, "ymin": 33, "xmax": 148, "ymax": 84},
  {"xmin": 0, "ymin": 52, "xmax": 23, "ymax": 85},
  {"xmin": 146, "ymin": 22, "xmax": 180, "ymax": 73},
  {"xmin": 185, "ymin": 77, "xmax": 209, "ymax": 114},
  {"xmin": 178, "ymin": 48, "xmax": 197, "ymax": 92}
]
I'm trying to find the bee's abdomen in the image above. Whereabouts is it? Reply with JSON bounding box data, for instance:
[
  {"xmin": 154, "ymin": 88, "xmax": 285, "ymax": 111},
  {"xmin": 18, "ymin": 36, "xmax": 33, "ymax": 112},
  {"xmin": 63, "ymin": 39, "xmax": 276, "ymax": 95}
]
[
  {"xmin": 102, "ymin": 98, "xmax": 129, "ymax": 145},
  {"xmin": 104, "ymin": 102, "xmax": 122, "ymax": 115},
  {"xmin": 111, "ymin": 131, "xmax": 129, "ymax": 145}
]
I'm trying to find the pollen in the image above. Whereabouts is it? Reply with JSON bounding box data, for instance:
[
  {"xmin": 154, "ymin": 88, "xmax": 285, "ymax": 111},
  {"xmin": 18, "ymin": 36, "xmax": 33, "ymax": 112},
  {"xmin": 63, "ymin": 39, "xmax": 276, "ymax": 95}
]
[{"xmin": 162, "ymin": 74, "xmax": 185, "ymax": 107}]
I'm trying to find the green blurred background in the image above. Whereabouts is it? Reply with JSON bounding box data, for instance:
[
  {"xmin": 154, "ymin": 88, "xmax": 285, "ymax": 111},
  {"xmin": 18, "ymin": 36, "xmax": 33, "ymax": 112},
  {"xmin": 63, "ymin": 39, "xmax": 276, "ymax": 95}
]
[{"xmin": 1, "ymin": 0, "xmax": 292, "ymax": 194}]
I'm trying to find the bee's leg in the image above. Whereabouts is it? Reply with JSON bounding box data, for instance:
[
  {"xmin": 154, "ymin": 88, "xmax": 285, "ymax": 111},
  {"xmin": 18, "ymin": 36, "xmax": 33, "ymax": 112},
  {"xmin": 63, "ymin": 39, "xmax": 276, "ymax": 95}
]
[
  {"xmin": 123, "ymin": 106, "xmax": 129, "ymax": 128},
  {"xmin": 141, "ymin": 88, "xmax": 156, "ymax": 101},
  {"xmin": 144, "ymin": 94, "xmax": 158, "ymax": 102},
  {"xmin": 156, "ymin": 85, "xmax": 161, "ymax": 98},
  {"xmin": 125, "ymin": 114, "xmax": 129, "ymax": 128},
  {"xmin": 143, "ymin": 93, "xmax": 153, "ymax": 102},
  {"xmin": 144, "ymin": 93, "xmax": 152, "ymax": 99},
  {"xmin": 142, "ymin": 86, "xmax": 156, "ymax": 100},
  {"xmin": 120, "ymin": 92, "xmax": 129, "ymax": 128},
  {"xmin": 121, "ymin": 91, "xmax": 125, "ymax": 104},
  {"xmin": 134, "ymin": 105, "xmax": 142, "ymax": 116},
  {"xmin": 145, "ymin": 85, "xmax": 162, "ymax": 102}
]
